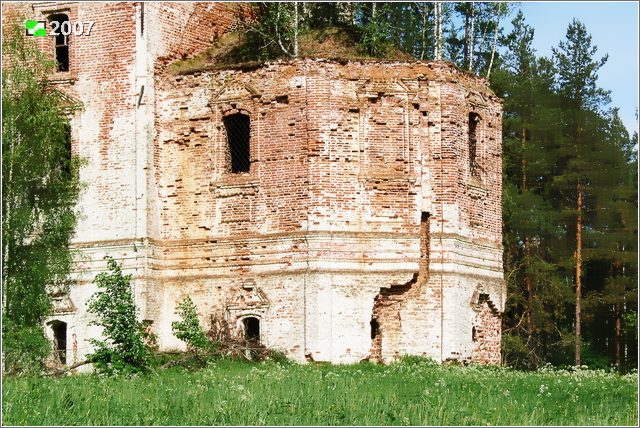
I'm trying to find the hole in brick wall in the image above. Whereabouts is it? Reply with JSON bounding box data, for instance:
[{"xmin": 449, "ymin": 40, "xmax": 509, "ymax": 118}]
[
  {"xmin": 420, "ymin": 212, "xmax": 431, "ymax": 273},
  {"xmin": 50, "ymin": 320, "xmax": 67, "ymax": 364},
  {"xmin": 49, "ymin": 13, "xmax": 69, "ymax": 72},
  {"xmin": 243, "ymin": 317, "xmax": 260, "ymax": 343},
  {"xmin": 469, "ymin": 112, "xmax": 481, "ymax": 175},
  {"xmin": 472, "ymin": 326, "xmax": 477, "ymax": 342},
  {"xmin": 370, "ymin": 318, "xmax": 379, "ymax": 340},
  {"xmin": 275, "ymin": 95, "xmax": 289, "ymax": 104},
  {"xmin": 223, "ymin": 113, "xmax": 251, "ymax": 173}
]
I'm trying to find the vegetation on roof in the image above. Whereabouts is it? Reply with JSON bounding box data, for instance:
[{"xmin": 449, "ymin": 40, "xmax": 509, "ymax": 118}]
[{"xmin": 168, "ymin": 26, "xmax": 413, "ymax": 75}]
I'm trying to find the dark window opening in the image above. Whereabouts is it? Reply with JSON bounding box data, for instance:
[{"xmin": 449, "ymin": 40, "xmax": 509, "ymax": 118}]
[
  {"xmin": 420, "ymin": 212, "xmax": 430, "ymax": 260},
  {"xmin": 478, "ymin": 293, "xmax": 490, "ymax": 304},
  {"xmin": 243, "ymin": 317, "xmax": 260, "ymax": 343},
  {"xmin": 50, "ymin": 14, "xmax": 69, "ymax": 72},
  {"xmin": 51, "ymin": 321, "xmax": 67, "ymax": 364},
  {"xmin": 223, "ymin": 113, "xmax": 251, "ymax": 173},
  {"xmin": 472, "ymin": 326, "xmax": 477, "ymax": 342},
  {"xmin": 140, "ymin": 3, "xmax": 145, "ymax": 35},
  {"xmin": 469, "ymin": 112, "xmax": 481, "ymax": 175},
  {"xmin": 62, "ymin": 123, "xmax": 72, "ymax": 175},
  {"xmin": 370, "ymin": 318, "xmax": 379, "ymax": 340},
  {"xmin": 419, "ymin": 212, "xmax": 431, "ymax": 273}
]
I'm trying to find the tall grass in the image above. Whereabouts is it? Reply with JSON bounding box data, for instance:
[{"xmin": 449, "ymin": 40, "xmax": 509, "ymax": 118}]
[{"xmin": 2, "ymin": 358, "xmax": 637, "ymax": 426}]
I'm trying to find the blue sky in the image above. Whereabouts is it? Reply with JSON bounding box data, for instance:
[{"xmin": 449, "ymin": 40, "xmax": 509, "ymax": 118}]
[{"xmin": 506, "ymin": 1, "xmax": 639, "ymax": 134}]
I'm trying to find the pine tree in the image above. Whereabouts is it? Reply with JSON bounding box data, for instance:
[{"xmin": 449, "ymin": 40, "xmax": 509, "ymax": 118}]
[
  {"xmin": 493, "ymin": 10, "xmax": 568, "ymax": 368},
  {"xmin": 550, "ymin": 19, "xmax": 611, "ymax": 366},
  {"xmin": 582, "ymin": 110, "xmax": 637, "ymax": 371}
]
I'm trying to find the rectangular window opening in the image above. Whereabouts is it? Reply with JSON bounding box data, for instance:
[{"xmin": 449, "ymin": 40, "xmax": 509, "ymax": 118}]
[
  {"xmin": 50, "ymin": 13, "xmax": 69, "ymax": 72},
  {"xmin": 469, "ymin": 112, "xmax": 481, "ymax": 176},
  {"xmin": 223, "ymin": 113, "xmax": 251, "ymax": 173}
]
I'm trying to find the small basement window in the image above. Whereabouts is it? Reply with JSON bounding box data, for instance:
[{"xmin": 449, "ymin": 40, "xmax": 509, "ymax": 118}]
[
  {"xmin": 49, "ymin": 13, "xmax": 69, "ymax": 72},
  {"xmin": 223, "ymin": 113, "xmax": 251, "ymax": 173},
  {"xmin": 469, "ymin": 112, "xmax": 481, "ymax": 175}
]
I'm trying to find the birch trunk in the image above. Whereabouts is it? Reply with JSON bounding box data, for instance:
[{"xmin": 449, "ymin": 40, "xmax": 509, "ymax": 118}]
[
  {"xmin": 293, "ymin": 2, "xmax": 298, "ymax": 57},
  {"xmin": 435, "ymin": 2, "xmax": 442, "ymax": 61},
  {"xmin": 420, "ymin": 2, "xmax": 428, "ymax": 60},
  {"xmin": 486, "ymin": 17, "xmax": 500, "ymax": 79},
  {"xmin": 468, "ymin": 2, "xmax": 475, "ymax": 71}
]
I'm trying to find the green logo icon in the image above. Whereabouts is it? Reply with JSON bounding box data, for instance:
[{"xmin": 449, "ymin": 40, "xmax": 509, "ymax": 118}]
[{"xmin": 25, "ymin": 20, "xmax": 46, "ymax": 37}]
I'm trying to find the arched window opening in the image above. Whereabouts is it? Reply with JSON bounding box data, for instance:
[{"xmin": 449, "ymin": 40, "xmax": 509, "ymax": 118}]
[
  {"xmin": 472, "ymin": 326, "xmax": 477, "ymax": 342},
  {"xmin": 50, "ymin": 321, "xmax": 67, "ymax": 364},
  {"xmin": 469, "ymin": 112, "xmax": 481, "ymax": 175},
  {"xmin": 243, "ymin": 317, "xmax": 260, "ymax": 343},
  {"xmin": 49, "ymin": 14, "xmax": 69, "ymax": 72},
  {"xmin": 223, "ymin": 113, "xmax": 251, "ymax": 173}
]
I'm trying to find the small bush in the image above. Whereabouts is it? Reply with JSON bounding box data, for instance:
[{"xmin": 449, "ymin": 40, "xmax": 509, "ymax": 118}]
[
  {"xmin": 171, "ymin": 296, "xmax": 214, "ymax": 355},
  {"xmin": 396, "ymin": 355, "xmax": 439, "ymax": 367},
  {"xmin": 1, "ymin": 321, "xmax": 50, "ymax": 375},
  {"xmin": 264, "ymin": 349, "xmax": 295, "ymax": 365},
  {"xmin": 86, "ymin": 256, "xmax": 151, "ymax": 375}
]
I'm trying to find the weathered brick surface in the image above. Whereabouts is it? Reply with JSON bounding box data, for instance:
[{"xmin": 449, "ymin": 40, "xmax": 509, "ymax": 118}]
[{"xmin": 3, "ymin": 2, "xmax": 504, "ymax": 367}]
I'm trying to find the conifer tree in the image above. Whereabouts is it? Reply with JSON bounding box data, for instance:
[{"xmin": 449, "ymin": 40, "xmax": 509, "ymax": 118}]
[{"xmin": 550, "ymin": 19, "xmax": 611, "ymax": 366}]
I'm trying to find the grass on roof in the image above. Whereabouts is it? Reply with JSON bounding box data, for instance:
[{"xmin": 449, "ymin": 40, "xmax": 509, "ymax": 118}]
[{"xmin": 168, "ymin": 26, "xmax": 415, "ymax": 75}]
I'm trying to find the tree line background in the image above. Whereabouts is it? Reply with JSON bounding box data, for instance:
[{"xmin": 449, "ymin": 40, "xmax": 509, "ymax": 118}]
[
  {"xmin": 244, "ymin": 2, "xmax": 638, "ymax": 371},
  {"xmin": 3, "ymin": 2, "xmax": 637, "ymax": 373}
]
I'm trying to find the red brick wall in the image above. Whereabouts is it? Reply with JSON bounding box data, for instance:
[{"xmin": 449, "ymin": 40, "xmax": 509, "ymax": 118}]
[
  {"xmin": 152, "ymin": 60, "xmax": 504, "ymax": 363},
  {"xmin": 149, "ymin": 2, "xmax": 244, "ymax": 69},
  {"xmin": 3, "ymin": 1, "xmax": 504, "ymax": 364},
  {"xmin": 472, "ymin": 299, "xmax": 502, "ymax": 365}
]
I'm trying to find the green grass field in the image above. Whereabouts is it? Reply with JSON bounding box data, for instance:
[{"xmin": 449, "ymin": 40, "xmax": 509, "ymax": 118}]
[{"xmin": 2, "ymin": 358, "xmax": 637, "ymax": 426}]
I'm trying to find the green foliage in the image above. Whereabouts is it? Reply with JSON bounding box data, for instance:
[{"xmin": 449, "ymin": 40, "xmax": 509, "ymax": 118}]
[
  {"xmin": 235, "ymin": 2, "xmax": 510, "ymax": 66},
  {"xmin": 87, "ymin": 257, "xmax": 151, "ymax": 375},
  {"xmin": 494, "ymin": 12, "xmax": 637, "ymax": 371},
  {"xmin": 245, "ymin": 2, "xmax": 301, "ymax": 59},
  {"xmin": 263, "ymin": 349, "xmax": 295, "ymax": 365},
  {"xmin": 171, "ymin": 296, "xmax": 213, "ymax": 355},
  {"xmin": 395, "ymin": 354, "xmax": 439, "ymax": 367},
  {"xmin": 355, "ymin": 3, "xmax": 393, "ymax": 57},
  {"xmin": 622, "ymin": 311, "xmax": 637, "ymax": 335},
  {"xmin": 2, "ymin": 17, "xmax": 82, "ymax": 372},
  {"xmin": 1, "ymin": 320, "xmax": 51, "ymax": 375},
  {"xmin": 2, "ymin": 361, "xmax": 637, "ymax": 425}
]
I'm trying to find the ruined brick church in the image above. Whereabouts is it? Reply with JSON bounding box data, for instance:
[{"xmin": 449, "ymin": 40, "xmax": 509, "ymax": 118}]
[{"xmin": 4, "ymin": 2, "xmax": 504, "ymax": 366}]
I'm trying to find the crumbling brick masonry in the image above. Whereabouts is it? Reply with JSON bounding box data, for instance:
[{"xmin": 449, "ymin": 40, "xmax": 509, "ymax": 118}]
[{"xmin": 3, "ymin": 2, "xmax": 504, "ymax": 366}]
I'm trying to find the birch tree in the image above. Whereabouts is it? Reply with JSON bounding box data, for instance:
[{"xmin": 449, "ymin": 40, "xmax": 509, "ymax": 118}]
[{"xmin": 2, "ymin": 21, "xmax": 82, "ymax": 373}]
